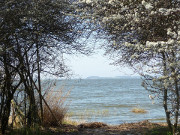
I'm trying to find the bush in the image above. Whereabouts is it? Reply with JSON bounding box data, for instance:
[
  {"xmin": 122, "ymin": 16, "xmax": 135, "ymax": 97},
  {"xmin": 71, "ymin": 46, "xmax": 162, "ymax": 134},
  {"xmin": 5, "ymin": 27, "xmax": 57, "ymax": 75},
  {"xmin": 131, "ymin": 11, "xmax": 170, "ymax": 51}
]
[
  {"xmin": 42, "ymin": 86, "xmax": 70, "ymax": 127},
  {"xmin": 43, "ymin": 105, "xmax": 66, "ymax": 127}
]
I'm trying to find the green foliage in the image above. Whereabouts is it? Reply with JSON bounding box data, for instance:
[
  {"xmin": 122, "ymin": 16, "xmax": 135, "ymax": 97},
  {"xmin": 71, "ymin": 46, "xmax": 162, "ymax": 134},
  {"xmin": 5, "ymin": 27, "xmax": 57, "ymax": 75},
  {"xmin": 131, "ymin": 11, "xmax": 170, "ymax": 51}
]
[
  {"xmin": 145, "ymin": 127, "xmax": 170, "ymax": 135},
  {"xmin": 145, "ymin": 126, "xmax": 180, "ymax": 135},
  {"xmin": 167, "ymin": 132, "xmax": 173, "ymax": 135}
]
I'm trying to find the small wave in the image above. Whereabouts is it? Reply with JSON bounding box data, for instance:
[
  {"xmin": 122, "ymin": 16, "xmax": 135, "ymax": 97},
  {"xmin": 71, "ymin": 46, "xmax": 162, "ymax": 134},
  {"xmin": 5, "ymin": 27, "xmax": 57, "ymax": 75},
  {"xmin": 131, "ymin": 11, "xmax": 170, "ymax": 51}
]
[{"xmin": 103, "ymin": 104, "xmax": 137, "ymax": 108}]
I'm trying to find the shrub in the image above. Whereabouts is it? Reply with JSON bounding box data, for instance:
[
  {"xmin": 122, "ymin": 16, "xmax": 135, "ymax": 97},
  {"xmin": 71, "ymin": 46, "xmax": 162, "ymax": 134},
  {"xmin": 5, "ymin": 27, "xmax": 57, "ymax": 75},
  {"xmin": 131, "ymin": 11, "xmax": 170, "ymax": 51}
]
[
  {"xmin": 43, "ymin": 105, "xmax": 66, "ymax": 127},
  {"xmin": 42, "ymin": 86, "xmax": 70, "ymax": 127}
]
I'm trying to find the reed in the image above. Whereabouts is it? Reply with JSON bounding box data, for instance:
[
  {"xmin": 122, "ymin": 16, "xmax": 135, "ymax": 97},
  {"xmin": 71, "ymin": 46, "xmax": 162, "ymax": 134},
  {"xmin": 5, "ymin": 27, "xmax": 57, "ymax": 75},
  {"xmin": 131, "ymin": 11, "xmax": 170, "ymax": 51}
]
[
  {"xmin": 131, "ymin": 107, "xmax": 147, "ymax": 114},
  {"xmin": 42, "ymin": 84, "xmax": 71, "ymax": 127},
  {"xmin": 64, "ymin": 109, "xmax": 110, "ymax": 124}
]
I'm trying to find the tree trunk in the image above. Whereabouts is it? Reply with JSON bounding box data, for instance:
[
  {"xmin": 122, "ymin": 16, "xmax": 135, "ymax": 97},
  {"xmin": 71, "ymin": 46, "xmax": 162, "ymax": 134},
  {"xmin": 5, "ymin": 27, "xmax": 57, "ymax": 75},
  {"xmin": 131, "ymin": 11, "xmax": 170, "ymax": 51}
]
[
  {"xmin": 0, "ymin": 87, "xmax": 5, "ymax": 121},
  {"xmin": 169, "ymin": 51, "xmax": 179, "ymax": 135},
  {"xmin": 30, "ymin": 76, "xmax": 61, "ymax": 126},
  {"xmin": 1, "ymin": 52, "xmax": 13, "ymax": 134},
  {"xmin": 36, "ymin": 40, "xmax": 43, "ymax": 123},
  {"xmin": 163, "ymin": 88, "xmax": 173, "ymax": 132},
  {"xmin": 1, "ymin": 97, "xmax": 12, "ymax": 134},
  {"xmin": 162, "ymin": 52, "xmax": 173, "ymax": 132}
]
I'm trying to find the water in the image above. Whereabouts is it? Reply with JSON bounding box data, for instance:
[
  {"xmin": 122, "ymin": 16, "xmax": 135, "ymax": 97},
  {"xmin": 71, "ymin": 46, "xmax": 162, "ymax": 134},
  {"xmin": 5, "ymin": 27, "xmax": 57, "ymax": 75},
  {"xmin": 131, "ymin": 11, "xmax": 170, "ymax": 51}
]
[{"xmin": 56, "ymin": 77, "xmax": 166, "ymax": 125}]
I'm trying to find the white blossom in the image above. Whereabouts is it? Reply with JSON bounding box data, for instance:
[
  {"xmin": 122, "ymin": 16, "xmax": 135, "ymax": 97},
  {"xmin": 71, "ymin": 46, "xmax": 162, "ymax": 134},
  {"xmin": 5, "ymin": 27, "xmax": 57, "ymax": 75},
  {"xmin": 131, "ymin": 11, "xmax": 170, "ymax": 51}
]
[
  {"xmin": 158, "ymin": 48, "xmax": 164, "ymax": 52},
  {"xmin": 102, "ymin": 17, "xmax": 108, "ymax": 23},
  {"xmin": 142, "ymin": 1, "xmax": 153, "ymax": 10},
  {"xmin": 141, "ymin": 0, "xmax": 146, "ymax": 5},
  {"xmin": 170, "ymin": 63, "xmax": 176, "ymax": 67},
  {"xmin": 159, "ymin": 8, "xmax": 167, "ymax": 14},
  {"xmin": 146, "ymin": 41, "xmax": 158, "ymax": 47},
  {"xmin": 150, "ymin": 11, "xmax": 156, "ymax": 15},
  {"xmin": 159, "ymin": 76, "xmax": 168, "ymax": 80},
  {"xmin": 167, "ymin": 39, "xmax": 175, "ymax": 44},
  {"xmin": 145, "ymin": 3, "xmax": 153, "ymax": 10},
  {"xmin": 178, "ymin": 31, "xmax": 180, "ymax": 36},
  {"xmin": 84, "ymin": 0, "xmax": 93, "ymax": 4},
  {"xmin": 131, "ymin": 54, "xmax": 139, "ymax": 59}
]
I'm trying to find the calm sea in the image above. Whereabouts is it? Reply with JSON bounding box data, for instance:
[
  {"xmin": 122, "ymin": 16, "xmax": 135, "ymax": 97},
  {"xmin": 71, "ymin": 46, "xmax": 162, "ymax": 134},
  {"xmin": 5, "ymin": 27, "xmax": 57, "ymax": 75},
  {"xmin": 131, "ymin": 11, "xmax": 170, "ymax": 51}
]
[{"xmin": 55, "ymin": 77, "xmax": 166, "ymax": 125}]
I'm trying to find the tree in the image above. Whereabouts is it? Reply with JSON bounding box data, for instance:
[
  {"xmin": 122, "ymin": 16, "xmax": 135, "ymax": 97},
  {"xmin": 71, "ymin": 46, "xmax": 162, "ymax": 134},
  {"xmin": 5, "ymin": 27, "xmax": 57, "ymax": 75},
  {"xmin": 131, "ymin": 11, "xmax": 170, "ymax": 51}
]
[
  {"xmin": 0, "ymin": 0, "xmax": 91, "ymax": 134},
  {"xmin": 75, "ymin": 0, "xmax": 180, "ymax": 134}
]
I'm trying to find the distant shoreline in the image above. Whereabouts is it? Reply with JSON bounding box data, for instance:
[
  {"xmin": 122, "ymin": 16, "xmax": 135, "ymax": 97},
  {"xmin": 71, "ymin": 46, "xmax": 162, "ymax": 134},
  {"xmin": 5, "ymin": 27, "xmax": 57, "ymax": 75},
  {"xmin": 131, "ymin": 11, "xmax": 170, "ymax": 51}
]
[{"xmin": 85, "ymin": 76, "xmax": 141, "ymax": 79}]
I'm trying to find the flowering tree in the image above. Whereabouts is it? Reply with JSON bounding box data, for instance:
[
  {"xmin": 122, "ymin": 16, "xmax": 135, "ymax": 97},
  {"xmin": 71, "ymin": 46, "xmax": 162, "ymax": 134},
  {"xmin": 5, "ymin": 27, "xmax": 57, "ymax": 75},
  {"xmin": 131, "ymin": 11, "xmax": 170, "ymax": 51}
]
[{"xmin": 75, "ymin": 0, "xmax": 180, "ymax": 133}]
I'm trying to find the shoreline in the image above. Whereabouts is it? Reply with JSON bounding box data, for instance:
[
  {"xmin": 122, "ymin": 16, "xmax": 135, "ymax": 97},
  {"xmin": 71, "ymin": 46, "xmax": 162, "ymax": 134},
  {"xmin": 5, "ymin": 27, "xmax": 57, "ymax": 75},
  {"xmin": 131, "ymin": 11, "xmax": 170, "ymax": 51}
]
[
  {"xmin": 7, "ymin": 120, "xmax": 174, "ymax": 135},
  {"xmin": 45, "ymin": 120, "xmax": 169, "ymax": 135}
]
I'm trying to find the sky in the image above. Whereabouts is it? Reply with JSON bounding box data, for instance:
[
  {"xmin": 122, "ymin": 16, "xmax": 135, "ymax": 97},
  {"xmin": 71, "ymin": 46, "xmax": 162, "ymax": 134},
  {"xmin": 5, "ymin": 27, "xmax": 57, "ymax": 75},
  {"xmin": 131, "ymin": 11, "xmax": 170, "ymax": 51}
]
[
  {"xmin": 62, "ymin": 34, "xmax": 139, "ymax": 79},
  {"xmin": 66, "ymin": 51, "xmax": 138, "ymax": 79}
]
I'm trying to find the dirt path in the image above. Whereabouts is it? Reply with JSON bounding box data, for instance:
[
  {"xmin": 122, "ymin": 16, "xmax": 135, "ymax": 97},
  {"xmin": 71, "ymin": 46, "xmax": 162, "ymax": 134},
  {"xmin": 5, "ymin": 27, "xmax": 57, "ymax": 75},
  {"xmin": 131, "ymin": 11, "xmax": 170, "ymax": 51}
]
[{"xmin": 47, "ymin": 120, "xmax": 168, "ymax": 135}]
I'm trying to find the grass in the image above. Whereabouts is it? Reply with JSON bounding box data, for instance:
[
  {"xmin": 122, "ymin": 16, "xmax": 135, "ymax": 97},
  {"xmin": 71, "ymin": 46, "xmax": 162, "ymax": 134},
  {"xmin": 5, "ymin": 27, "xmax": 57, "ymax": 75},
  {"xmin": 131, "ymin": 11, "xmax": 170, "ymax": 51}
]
[
  {"xmin": 7, "ymin": 126, "xmax": 51, "ymax": 135},
  {"xmin": 131, "ymin": 107, "xmax": 147, "ymax": 113},
  {"xmin": 63, "ymin": 117, "xmax": 81, "ymax": 125},
  {"xmin": 145, "ymin": 127, "xmax": 173, "ymax": 135},
  {"xmin": 144, "ymin": 123, "xmax": 180, "ymax": 135}
]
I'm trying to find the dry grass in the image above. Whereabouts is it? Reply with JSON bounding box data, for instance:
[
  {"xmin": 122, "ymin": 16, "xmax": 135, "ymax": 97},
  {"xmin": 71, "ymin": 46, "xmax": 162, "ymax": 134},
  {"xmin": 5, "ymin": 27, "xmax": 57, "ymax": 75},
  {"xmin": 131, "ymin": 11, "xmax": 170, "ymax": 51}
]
[
  {"xmin": 78, "ymin": 122, "xmax": 107, "ymax": 129},
  {"xmin": 63, "ymin": 117, "xmax": 83, "ymax": 126},
  {"xmin": 131, "ymin": 107, "xmax": 147, "ymax": 114},
  {"xmin": 66, "ymin": 109, "xmax": 110, "ymax": 123},
  {"xmin": 43, "ymin": 105, "xmax": 66, "ymax": 127},
  {"xmin": 42, "ymin": 84, "xmax": 71, "ymax": 127}
]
